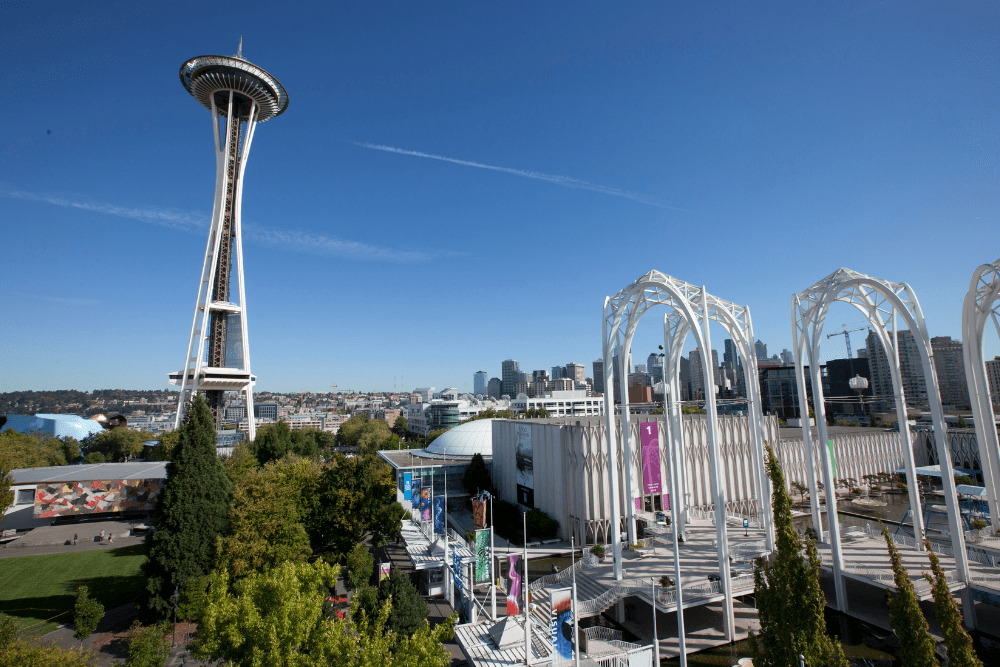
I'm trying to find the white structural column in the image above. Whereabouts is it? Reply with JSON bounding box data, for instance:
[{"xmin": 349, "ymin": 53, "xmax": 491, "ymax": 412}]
[
  {"xmin": 698, "ymin": 287, "xmax": 736, "ymax": 641},
  {"xmin": 792, "ymin": 268, "xmax": 975, "ymax": 627},
  {"xmin": 962, "ymin": 259, "xmax": 1000, "ymax": 528},
  {"xmin": 790, "ymin": 319, "xmax": 823, "ymax": 535},
  {"xmin": 602, "ymin": 301, "xmax": 625, "ymax": 581},
  {"xmin": 663, "ymin": 315, "xmax": 691, "ymax": 535},
  {"xmin": 171, "ymin": 90, "xmax": 259, "ymax": 440},
  {"xmin": 618, "ymin": 336, "xmax": 638, "ymax": 546}
]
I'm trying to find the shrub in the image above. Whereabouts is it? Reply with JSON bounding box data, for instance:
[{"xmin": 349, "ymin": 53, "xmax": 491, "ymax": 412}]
[
  {"xmin": 73, "ymin": 585, "xmax": 104, "ymax": 642},
  {"xmin": 525, "ymin": 508, "xmax": 558, "ymax": 539},
  {"xmin": 589, "ymin": 544, "xmax": 605, "ymax": 558},
  {"xmin": 971, "ymin": 518, "xmax": 989, "ymax": 531},
  {"xmin": 126, "ymin": 622, "xmax": 171, "ymax": 667},
  {"xmin": 660, "ymin": 575, "xmax": 674, "ymax": 588}
]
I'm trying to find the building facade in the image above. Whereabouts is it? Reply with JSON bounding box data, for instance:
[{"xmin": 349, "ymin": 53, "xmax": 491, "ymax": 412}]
[
  {"xmin": 501, "ymin": 360, "xmax": 520, "ymax": 398},
  {"xmin": 592, "ymin": 359, "xmax": 605, "ymax": 394},
  {"xmin": 931, "ymin": 336, "xmax": 970, "ymax": 408},
  {"xmin": 473, "ymin": 371, "xmax": 487, "ymax": 396}
]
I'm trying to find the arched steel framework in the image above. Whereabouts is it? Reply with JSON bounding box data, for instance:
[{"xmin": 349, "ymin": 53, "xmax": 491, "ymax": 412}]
[
  {"xmin": 602, "ymin": 270, "xmax": 772, "ymax": 645},
  {"xmin": 793, "ymin": 268, "xmax": 974, "ymax": 625},
  {"xmin": 962, "ymin": 259, "xmax": 1000, "ymax": 529}
]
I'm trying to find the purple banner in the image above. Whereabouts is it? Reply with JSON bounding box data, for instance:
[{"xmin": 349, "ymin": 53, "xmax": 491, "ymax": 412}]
[{"xmin": 640, "ymin": 421, "xmax": 662, "ymax": 495}]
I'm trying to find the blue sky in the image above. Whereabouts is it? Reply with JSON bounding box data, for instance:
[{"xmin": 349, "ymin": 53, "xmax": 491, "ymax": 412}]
[{"xmin": 1, "ymin": 1, "xmax": 997, "ymax": 394}]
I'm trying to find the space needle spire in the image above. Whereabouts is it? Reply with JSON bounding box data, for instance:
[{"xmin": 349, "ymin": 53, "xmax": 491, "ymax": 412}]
[{"xmin": 169, "ymin": 45, "xmax": 288, "ymax": 442}]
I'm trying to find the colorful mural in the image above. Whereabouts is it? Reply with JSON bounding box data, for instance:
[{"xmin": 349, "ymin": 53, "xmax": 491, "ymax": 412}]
[{"xmin": 34, "ymin": 479, "xmax": 162, "ymax": 518}]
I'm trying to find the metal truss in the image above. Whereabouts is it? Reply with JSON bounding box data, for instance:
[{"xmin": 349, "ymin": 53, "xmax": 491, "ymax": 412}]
[
  {"xmin": 602, "ymin": 270, "xmax": 771, "ymax": 646},
  {"xmin": 793, "ymin": 268, "xmax": 974, "ymax": 625},
  {"xmin": 962, "ymin": 259, "xmax": 1000, "ymax": 529}
]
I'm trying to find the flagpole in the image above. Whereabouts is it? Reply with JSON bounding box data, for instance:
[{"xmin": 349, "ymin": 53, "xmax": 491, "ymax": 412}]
[
  {"xmin": 523, "ymin": 511, "xmax": 530, "ymax": 666},
  {"xmin": 445, "ymin": 472, "xmax": 451, "ymax": 608},
  {"xmin": 571, "ymin": 536, "xmax": 580, "ymax": 667},
  {"xmin": 651, "ymin": 577, "xmax": 660, "ymax": 664},
  {"xmin": 490, "ymin": 492, "xmax": 497, "ymax": 620}
]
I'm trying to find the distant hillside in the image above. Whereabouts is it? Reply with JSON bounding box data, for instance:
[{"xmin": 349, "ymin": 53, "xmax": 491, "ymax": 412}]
[{"xmin": 0, "ymin": 389, "xmax": 178, "ymax": 417}]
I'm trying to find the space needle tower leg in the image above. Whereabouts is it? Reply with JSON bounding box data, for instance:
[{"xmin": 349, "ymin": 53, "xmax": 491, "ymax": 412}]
[{"xmin": 169, "ymin": 48, "xmax": 288, "ymax": 445}]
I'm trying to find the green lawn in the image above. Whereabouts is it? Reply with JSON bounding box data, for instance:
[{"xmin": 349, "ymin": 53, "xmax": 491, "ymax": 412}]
[{"xmin": 0, "ymin": 545, "xmax": 147, "ymax": 636}]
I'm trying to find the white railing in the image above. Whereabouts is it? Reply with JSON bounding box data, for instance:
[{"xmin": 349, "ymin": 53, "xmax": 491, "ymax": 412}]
[
  {"xmin": 582, "ymin": 626, "xmax": 624, "ymax": 642},
  {"xmin": 731, "ymin": 541, "xmax": 768, "ymax": 557},
  {"xmin": 592, "ymin": 644, "xmax": 653, "ymax": 667},
  {"xmin": 529, "ymin": 553, "xmax": 598, "ymax": 592},
  {"xmin": 577, "ymin": 579, "xmax": 650, "ymax": 617}
]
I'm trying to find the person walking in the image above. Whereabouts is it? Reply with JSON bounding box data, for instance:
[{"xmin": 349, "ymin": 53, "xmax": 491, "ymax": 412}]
[
  {"xmin": 108, "ymin": 535, "xmax": 113, "ymax": 546},
  {"xmin": 100, "ymin": 529, "xmax": 105, "ymax": 543},
  {"xmin": 73, "ymin": 533, "xmax": 78, "ymax": 546}
]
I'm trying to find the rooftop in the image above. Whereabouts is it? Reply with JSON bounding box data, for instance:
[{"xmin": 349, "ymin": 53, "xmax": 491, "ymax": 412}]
[{"xmin": 10, "ymin": 462, "xmax": 168, "ymax": 485}]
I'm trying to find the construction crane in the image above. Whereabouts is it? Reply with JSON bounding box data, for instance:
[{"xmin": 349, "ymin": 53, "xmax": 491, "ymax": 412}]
[{"xmin": 826, "ymin": 325, "xmax": 866, "ymax": 360}]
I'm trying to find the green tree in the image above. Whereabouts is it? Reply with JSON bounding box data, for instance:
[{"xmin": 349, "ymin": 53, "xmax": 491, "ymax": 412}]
[
  {"xmin": 308, "ymin": 452, "xmax": 402, "ymax": 556},
  {"xmin": 0, "ymin": 613, "xmax": 19, "ymax": 651},
  {"xmin": 392, "ymin": 416, "xmax": 408, "ymax": 436},
  {"xmin": 85, "ymin": 428, "xmax": 150, "ymax": 461},
  {"xmin": 250, "ymin": 421, "xmax": 293, "ymax": 464},
  {"xmin": 0, "ymin": 429, "xmax": 81, "ymax": 468},
  {"xmin": 353, "ymin": 568, "xmax": 428, "ymax": 638},
  {"xmin": 194, "ymin": 560, "xmax": 452, "ymax": 667},
  {"xmin": 343, "ymin": 544, "xmax": 374, "ymax": 592},
  {"xmin": 882, "ymin": 528, "xmax": 936, "ymax": 667},
  {"xmin": 73, "ymin": 585, "xmax": 105, "ymax": 643},
  {"xmin": 923, "ymin": 540, "xmax": 982, "ymax": 667},
  {"xmin": 750, "ymin": 446, "xmax": 847, "ymax": 667},
  {"xmin": 0, "ymin": 459, "xmax": 12, "ymax": 511},
  {"xmin": 425, "ymin": 428, "xmax": 449, "ymax": 444},
  {"xmin": 0, "ymin": 639, "xmax": 97, "ymax": 667},
  {"xmin": 141, "ymin": 395, "xmax": 233, "ymax": 620},
  {"xmin": 125, "ymin": 622, "xmax": 171, "ymax": 667},
  {"xmin": 217, "ymin": 457, "xmax": 316, "ymax": 580},
  {"xmin": 462, "ymin": 452, "xmax": 492, "ymax": 495},
  {"xmin": 147, "ymin": 431, "xmax": 179, "ymax": 462}
]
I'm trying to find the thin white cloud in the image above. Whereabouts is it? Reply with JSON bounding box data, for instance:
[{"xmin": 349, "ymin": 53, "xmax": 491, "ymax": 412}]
[
  {"xmin": 354, "ymin": 142, "xmax": 690, "ymax": 212},
  {"xmin": 1, "ymin": 188, "xmax": 438, "ymax": 262}
]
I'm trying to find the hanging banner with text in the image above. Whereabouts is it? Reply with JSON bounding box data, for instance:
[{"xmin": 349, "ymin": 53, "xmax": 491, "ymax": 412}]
[
  {"xmin": 506, "ymin": 554, "xmax": 521, "ymax": 616},
  {"xmin": 550, "ymin": 587, "xmax": 573, "ymax": 663},
  {"xmin": 474, "ymin": 529, "xmax": 491, "ymax": 583},
  {"xmin": 640, "ymin": 421, "xmax": 662, "ymax": 495},
  {"xmin": 403, "ymin": 472, "xmax": 412, "ymax": 502},
  {"xmin": 410, "ymin": 477, "xmax": 421, "ymax": 509},
  {"xmin": 472, "ymin": 498, "xmax": 487, "ymax": 528}
]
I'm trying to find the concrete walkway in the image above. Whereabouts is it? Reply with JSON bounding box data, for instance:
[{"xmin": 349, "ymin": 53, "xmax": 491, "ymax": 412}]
[{"xmin": 0, "ymin": 520, "xmax": 146, "ymax": 559}]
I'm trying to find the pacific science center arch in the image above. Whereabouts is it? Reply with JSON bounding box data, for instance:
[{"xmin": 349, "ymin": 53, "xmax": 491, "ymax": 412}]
[
  {"xmin": 793, "ymin": 267, "xmax": 975, "ymax": 626},
  {"xmin": 601, "ymin": 270, "xmax": 774, "ymax": 643}
]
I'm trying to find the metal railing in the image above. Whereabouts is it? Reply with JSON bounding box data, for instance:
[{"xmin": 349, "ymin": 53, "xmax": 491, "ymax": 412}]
[
  {"xmin": 582, "ymin": 626, "xmax": 624, "ymax": 643},
  {"xmin": 529, "ymin": 553, "xmax": 599, "ymax": 592},
  {"xmin": 592, "ymin": 644, "xmax": 653, "ymax": 666}
]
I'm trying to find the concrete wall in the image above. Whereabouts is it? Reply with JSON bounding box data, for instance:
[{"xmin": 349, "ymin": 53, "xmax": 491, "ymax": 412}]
[{"xmin": 491, "ymin": 414, "xmax": 780, "ymax": 545}]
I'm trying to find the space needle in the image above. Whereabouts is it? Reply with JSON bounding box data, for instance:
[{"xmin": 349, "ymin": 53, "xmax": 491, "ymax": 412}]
[{"xmin": 169, "ymin": 40, "xmax": 288, "ymax": 441}]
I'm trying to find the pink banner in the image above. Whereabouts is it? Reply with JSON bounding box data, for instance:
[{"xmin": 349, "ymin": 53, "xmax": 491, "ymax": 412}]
[{"xmin": 640, "ymin": 422, "xmax": 662, "ymax": 495}]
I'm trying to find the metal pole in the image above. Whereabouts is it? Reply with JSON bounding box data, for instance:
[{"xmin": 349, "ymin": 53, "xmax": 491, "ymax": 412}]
[
  {"xmin": 572, "ymin": 536, "xmax": 580, "ymax": 667},
  {"xmin": 523, "ymin": 512, "xmax": 530, "ymax": 666},
  {"xmin": 651, "ymin": 578, "xmax": 660, "ymax": 665},
  {"xmin": 490, "ymin": 493, "xmax": 497, "ymax": 620}
]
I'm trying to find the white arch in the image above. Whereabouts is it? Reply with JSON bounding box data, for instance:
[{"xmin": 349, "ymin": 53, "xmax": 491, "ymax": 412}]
[
  {"xmin": 793, "ymin": 268, "xmax": 974, "ymax": 625},
  {"xmin": 962, "ymin": 259, "xmax": 1000, "ymax": 528},
  {"xmin": 602, "ymin": 270, "xmax": 769, "ymax": 643}
]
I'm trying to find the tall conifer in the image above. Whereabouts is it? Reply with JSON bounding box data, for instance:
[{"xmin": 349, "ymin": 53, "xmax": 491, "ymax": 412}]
[
  {"xmin": 882, "ymin": 529, "xmax": 936, "ymax": 667},
  {"xmin": 141, "ymin": 395, "xmax": 232, "ymax": 619},
  {"xmin": 923, "ymin": 540, "xmax": 982, "ymax": 667},
  {"xmin": 750, "ymin": 446, "xmax": 847, "ymax": 667}
]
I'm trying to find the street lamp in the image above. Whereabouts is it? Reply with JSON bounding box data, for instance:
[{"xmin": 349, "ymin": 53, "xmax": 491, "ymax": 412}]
[
  {"xmin": 170, "ymin": 586, "xmax": 180, "ymax": 647},
  {"xmin": 849, "ymin": 375, "xmax": 869, "ymax": 421}
]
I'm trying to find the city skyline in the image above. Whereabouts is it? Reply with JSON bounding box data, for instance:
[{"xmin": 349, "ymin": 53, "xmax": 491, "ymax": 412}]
[{"xmin": 2, "ymin": 2, "xmax": 997, "ymax": 394}]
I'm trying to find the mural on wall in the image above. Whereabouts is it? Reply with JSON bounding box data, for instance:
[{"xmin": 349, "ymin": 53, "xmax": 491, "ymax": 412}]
[{"xmin": 34, "ymin": 479, "xmax": 162, "ymax": 518}]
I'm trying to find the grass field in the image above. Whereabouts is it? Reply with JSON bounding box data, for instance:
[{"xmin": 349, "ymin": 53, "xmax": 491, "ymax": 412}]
[{"xmin": 0, "ymin": 545, "xmax": 147, "ymax": 636}]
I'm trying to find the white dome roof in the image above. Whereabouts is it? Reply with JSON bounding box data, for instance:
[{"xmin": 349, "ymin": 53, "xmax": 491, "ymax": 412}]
[{"xmin": 415, "ymin": 419, "xmax": 495, "ymax": 460}]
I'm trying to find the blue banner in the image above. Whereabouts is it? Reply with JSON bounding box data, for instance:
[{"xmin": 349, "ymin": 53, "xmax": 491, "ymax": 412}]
[
  {"xmin": 410, "ymin": 478, "xmax": 422, "ymax": 509},
  {"xmin": 403, "ymin": 472, "xmax": 412, "ymax": 502},
  {"xmin": 433, "ymin": 496, "xmax": 445, "ymax": 534}
]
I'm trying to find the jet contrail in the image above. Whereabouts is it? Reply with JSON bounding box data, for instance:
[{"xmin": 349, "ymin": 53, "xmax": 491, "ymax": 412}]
[{"xmin": 354, "ymin": 142, "xmax": 690, "ymax": 212}]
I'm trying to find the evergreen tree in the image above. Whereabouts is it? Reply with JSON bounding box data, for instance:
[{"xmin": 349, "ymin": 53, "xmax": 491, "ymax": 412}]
[
  {"xmin": 141, "ymin": 395, "xmax": 233, "ymax": 620},
  {"xmin": 462, "ymin": 452, "xmax": 493, "ymax": 495},
  {"xmin": 354, "ymin": 568, "xmax": 429, "ymax": 638},
  {"xmin": 882, "ymin": 529, "xmax": 936, "ymax": 667},
  {"xmin": 750, "ymin": 446, "xmax": 847, "ymax": 667},
  {"xmin": 923, "ymin": 540, "xmax": 982, "ymax": 667}
]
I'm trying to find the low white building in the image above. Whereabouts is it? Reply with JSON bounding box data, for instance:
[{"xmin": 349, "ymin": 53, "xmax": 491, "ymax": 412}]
[
  {"xmin": 510, "ymin": 389, "xmax": 604, "ymax": 418},
  {"xmin": 404, "ymin": 396, "xmax": 511, "ymax": 436}
]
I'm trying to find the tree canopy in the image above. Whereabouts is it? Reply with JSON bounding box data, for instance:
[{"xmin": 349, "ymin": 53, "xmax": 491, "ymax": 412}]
[
  {"xmin": 0, "ymin": 428, "xmax": 81, "ymax": 468},
  {"xmin": 462, "ymin": 453, "xmax": 493, "ymax": 496},
  {"xmin": 193, "ymin": 560, "xmax": 452, "ymax": 667},
  {"xmin": 750, "ymin": 446, "xmax": 847, "ymax": 667},
  {"xmin": 353, "ymin": 568, "xmax": 429, "ymax": 638},
  {"xmin": 308, "ymin": 452, "xmax": 403, "ymax": 556},
  {"xmin": 141, "ymin": 395, "xmax": 233, "ymax": 620},
  {"xmin": 83, "ymin": 427, "xmax": 152, "ymax": 462},
  {"xmin": 923, "ymin": 540, "xmax": 982, "ymax": 667}
]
